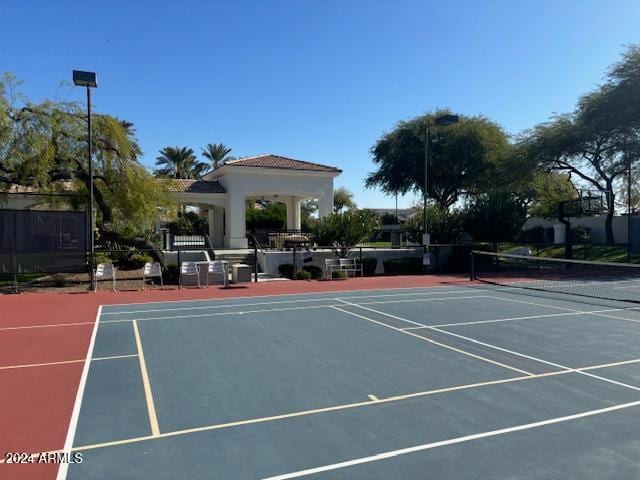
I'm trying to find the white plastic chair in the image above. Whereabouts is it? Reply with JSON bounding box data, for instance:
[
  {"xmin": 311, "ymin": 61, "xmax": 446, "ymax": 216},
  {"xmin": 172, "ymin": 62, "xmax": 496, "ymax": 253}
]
[
  {"xmin": 204, "ymin": 260, "xmax": 229, "ymax": 288},
  {"xmin": 339, "ymin": 258, "xmax": 362, "ymax": 278},
  {"xmin": 142, "ymin": 262, "xmax": 163, "ymax": 289},
  {"xmin": 94, "ymin": 263, "xmax": 116, "ymax": 292},
  {"xmin": 324, "ymin": 258, "xmax": 340, "ymax": 280},
  {"xmin": 179, "ymin": 261, "xmax": 201, "ymax": 289}
]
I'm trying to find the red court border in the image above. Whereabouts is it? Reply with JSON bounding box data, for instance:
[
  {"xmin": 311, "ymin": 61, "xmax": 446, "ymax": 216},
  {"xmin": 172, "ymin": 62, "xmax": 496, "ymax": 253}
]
[{"xmin": 0, "ymin": 274, "xmax": 467, "ymax": 480}]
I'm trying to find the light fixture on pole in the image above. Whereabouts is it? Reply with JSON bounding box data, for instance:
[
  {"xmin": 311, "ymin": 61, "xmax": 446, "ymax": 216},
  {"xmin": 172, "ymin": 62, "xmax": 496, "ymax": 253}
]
[
  {"xmin": 73, "ymin": 70, "xmax": 98, "ymax": 290},
  {"xmin": 423, "ymin": 113, "xmax": 459, "ymax": 246}
]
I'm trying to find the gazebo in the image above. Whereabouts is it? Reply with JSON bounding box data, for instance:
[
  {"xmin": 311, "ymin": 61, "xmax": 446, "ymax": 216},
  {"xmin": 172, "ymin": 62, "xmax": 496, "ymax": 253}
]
[{"xmin": 168, "ymin": 154, "xmax": 341, "ymax": 248}]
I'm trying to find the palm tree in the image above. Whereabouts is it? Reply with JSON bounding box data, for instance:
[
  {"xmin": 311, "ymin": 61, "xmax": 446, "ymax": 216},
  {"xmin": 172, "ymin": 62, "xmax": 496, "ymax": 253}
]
[
  {"xmin": 119, "ymin": 119, "xmax": 142, "ymax": 161},
  {"xmin": 155, "ymin": 146, "xmax": 210, "ymax": 179},
  {"xmin": 202, "ymin": 143, "xmax": 233, "ymax": 170},
  {"xmin": 333, "ymin": 187, "xmax": 357, "ymax": 213}
]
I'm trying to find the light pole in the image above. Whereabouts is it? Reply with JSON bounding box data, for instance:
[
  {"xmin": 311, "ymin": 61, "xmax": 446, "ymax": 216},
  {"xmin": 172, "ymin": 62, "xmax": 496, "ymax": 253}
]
[
  {"xmin": 73, "ymin": 70, "xmax": 98, "ymax": 290},
  {"xmin": 423, "ymin": 114, "xmax": 459, "ymax": 246},
  {"xmin": 628, "ymin": 149, "xmax": 633, "ymax": 262}
]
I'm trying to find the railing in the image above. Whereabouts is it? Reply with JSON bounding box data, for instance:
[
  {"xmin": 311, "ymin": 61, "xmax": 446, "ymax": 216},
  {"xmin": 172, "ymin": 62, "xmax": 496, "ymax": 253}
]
[
  {"xmin": 162, "ymin": 232, "xmax": 215, "ymax": 255},
  {"xmin": 250, "ymin": 228, "xmax": 423, "ymax": 251}
]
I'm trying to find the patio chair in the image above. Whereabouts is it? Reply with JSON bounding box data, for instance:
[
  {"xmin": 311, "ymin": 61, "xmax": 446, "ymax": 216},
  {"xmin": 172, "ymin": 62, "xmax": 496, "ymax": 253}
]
[
  {"xmin": 142, "ymin": 262, "xmax": 163, "ymax": 289},
  {"xmin": 204, "ymin": 260, "xmax": 229, "ymax": 288},
  {"xmin": 339, "ymin": 258, "xmax": 362, "ymax": 278},
  {"xmin": 179, "ymin": 261, "xmax": 201, "ymax": 289},
  {"xmin": 324, "ymin": 258, "xmax": 340, "ymax": 280},
  {"xmin": 94, "ymin": 263, "xmax": 116, "ymax": 292}
]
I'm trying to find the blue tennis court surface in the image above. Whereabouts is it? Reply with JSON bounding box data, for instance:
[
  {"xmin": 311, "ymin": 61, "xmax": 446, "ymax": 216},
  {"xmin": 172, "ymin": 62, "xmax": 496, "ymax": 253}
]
[{"xmin": 63, "ymin": 285, "xmax": 640, "ymax": 479}]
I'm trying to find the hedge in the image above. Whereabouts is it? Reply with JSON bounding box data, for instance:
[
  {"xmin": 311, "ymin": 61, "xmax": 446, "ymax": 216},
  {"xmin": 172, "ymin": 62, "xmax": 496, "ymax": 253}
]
[
  {"xmin": 383, "ymin": 257, "xmax": 422, "ymax": 275},
  {"xmin": 357, "ymin": 257, "xmax": 377, "ymax": 276},
  {"xmin": 278, "ymin": 263, "xmax": 295, "ymax": 279},
  {"xmin": 302, "ymin": 265, "xmax": 323, "ymax": 279}
]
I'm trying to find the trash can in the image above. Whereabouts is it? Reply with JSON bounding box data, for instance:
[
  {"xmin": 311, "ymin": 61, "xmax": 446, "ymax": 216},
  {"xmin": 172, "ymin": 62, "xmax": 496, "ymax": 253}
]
[{"xmin": 232, "ymin": 263, "xmax": 252, "ymax": 283}]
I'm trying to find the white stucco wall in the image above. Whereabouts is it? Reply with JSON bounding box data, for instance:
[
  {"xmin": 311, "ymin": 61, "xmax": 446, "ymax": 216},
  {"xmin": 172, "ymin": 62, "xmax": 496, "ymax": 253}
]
[
  {"xmin": 523, "ymin": 216, "xmax": 632, "ymax": 244},
  {"xmin": 258, "ymin": 248, "xmax": 422, "ymax": 276}
]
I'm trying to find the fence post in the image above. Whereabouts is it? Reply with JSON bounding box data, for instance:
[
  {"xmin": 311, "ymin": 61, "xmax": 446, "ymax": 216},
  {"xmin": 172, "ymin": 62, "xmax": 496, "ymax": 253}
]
[
  {"xmin": 359, "ymin": 247, "xmax": 363, "ymax": 268},
  {"xmin": 293, "ymin": 246, "xmax": 297, "ymax": 276},
  {"xmin": 469, "ymin": 252, "xmax": 475, "ymax": 281},
  {"xmin": 177, "ymin": 249, "xmax": 181, "ymax": 271},
  {"xmin": 254, "ymin": 242, "xmax": 258, "ymax": 282}
]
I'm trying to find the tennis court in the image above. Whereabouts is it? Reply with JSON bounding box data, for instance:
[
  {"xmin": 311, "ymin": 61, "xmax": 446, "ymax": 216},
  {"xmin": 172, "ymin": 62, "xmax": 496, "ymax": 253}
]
[{"xmin": 55, "ymin": 275, "xmax": 640, "ymax": 479}]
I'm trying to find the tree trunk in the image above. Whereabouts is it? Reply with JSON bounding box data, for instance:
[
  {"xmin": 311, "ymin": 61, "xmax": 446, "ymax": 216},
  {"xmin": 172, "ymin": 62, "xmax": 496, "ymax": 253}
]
[
  {"xmin": 605, "ymin": 209, "xmax": 615, "ymax": 244},
  {"xmin": 605, "ymin": 187, "xmax": 615, "ymax": 244}
]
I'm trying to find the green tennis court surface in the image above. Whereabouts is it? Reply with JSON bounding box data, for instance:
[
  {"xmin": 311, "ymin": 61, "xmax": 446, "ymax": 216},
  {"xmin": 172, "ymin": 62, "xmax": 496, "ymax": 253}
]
[{"xmin": 63, "ymin": 285, "xmax": 640, "ymax": 479}]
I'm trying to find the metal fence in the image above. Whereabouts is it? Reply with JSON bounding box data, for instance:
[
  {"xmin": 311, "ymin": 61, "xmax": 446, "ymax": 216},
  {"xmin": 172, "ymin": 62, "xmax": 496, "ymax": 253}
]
[
  {"xmin": 0, "ymin": 209, "xmax": 88, "ymax": 274},
  {"xmin": 251, "ymin": 228, "xmax": 422, "ymax": 251}
]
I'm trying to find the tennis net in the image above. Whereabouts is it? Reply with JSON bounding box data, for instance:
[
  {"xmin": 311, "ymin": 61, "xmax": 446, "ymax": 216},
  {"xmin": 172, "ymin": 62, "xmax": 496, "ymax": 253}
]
[{"xmin": 470, "ymin": 250, "xmax": 640, "ymax": 304}]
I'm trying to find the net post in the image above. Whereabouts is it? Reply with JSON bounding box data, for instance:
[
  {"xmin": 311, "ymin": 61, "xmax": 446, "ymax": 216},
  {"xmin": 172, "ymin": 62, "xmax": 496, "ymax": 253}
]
[{"xmin": 469, "ymin": 251, "xmax": 475, "ymax": 281}]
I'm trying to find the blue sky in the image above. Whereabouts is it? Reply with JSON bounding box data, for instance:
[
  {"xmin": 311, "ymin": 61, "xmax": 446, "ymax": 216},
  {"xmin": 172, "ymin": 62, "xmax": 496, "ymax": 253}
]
[{"xmin": 2, "ymin": 0, "xmax": 639, "ymax": 208}]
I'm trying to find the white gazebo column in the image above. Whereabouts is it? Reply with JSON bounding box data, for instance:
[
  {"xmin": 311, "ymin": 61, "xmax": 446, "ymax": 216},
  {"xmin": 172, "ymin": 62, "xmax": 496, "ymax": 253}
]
[
  {"xmin": 225, "ymin": 192, "xmax": 248, "ymax": 248},
  {"xmin": 208, "ymin": 206, "xmax": 225, "ymax": 247},
  {"xmin": 286, "ymin": 196, "xmax": 302, "ymax": 230},
  {"xmin": 318, "ymin": 188, "xmax": 333, "ymax": 218}
]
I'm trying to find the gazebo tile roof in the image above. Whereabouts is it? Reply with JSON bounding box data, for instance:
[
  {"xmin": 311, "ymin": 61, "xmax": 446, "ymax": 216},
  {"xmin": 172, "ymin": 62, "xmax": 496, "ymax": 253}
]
[
  {"xmin": 167, "ymin": 179, "xmax": 226, "ymax": 194},
  {"xmin": 224, "ymin": 154, "xmax": 341, "ymax": 173}
]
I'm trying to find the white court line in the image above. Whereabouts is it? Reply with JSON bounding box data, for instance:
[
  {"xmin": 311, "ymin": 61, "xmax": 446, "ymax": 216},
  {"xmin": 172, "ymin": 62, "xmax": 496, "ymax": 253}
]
[
  {"xmin": 485, "ymin": 295, "xmax": 640, "ymax": 326},
  {"xmin": 56, "ymin": 305, "xmax": 102, "ymax": 480},
  {"xmin": 92, "ymin": 353, "xmax": 138, "ymax": 362},
  {"xmin": 0, "ymin": 321, "xmax": 96, "ymax": 332},
  {"xmin": 102, "ymin": 284, "xmax": 463, "ymax": 309},
  {"xmin": 97, "ymin": 295, "xmax": 488, "ymax": 325},
  {"xmin": 336, "ymin": 299, "xmax": 640, "ymax": 393},
  {"xmin": 262, "ymin": 400, "xmax": 640, "ymax": 480},
  {"xmin": 15, "ymin": 356, "xmax": 640, "ymax": 459},
  {"xmin": 0, "ymin": 354, "xmax": 137, "ymax": 371},
  {"xmin": 402, "ymin": 306, "xmax": 636, "ymax": 330},
  {"xmin": 331, "ymin": 306, "xmax": 532, "ymax": 376},
  {"xmin": 133, "ymin": 320, "xmax": 161, "ymax": 437},
  {"xmin": 100, "ymin": 289, "xmax": 472, "ymax": 316}
]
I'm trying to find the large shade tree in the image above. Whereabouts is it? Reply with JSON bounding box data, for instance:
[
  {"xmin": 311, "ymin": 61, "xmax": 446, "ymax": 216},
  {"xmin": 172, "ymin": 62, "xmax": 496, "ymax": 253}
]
[
  {"xmin": 0, "ymin": 74, "xmax": 173, "ymax": 258},
  {"xmin": 519, "ymin": 45, "xmax": 640, "ymax": 243},
  {"xmin": 367, "ymin": 111, "xmax": 510, "ymax": 210},
  {"xmin": 155, "ymin": 146, "xmax": 209, "ymax": 179}
]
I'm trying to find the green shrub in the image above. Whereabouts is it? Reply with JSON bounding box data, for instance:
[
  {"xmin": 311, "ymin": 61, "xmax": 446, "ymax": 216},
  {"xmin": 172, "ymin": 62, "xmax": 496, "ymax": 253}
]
[
  {"xmin": 166, "ymin": 211, "xmax": 209, "ymax": 235},
  {"xmin": 546, "ymin": 226, "xmax": 555, "ymax": 243},
  {"xmin": 163, "ymin": 263, "xmax": 180, "ymax": 284},
  {"xmin": 357, "ymin": 257, "xmax": 377, "ymax": 276},
  {"xmin": 331, "ymin": 270, "xmax": 348, "ymax": 279},
  {"xmin": 383, "ymin": 257, "xmax": 422, "ymax": 275},
  {"xmin": 278, "ymin": 263, "xmax": 295, "ymax": 279},
  {"xmin": 124, "ymin": 253, "xmax": 154, "ymax": 270},
  {"xmin": 302, "ymin": 265, "xmax": 323, "ymax": 279},
  {"xmin": 571, "ymin": 225, "xmax": 591, "ymax": 243},
  {"xmin": 517, "ymin": 226, "xmax": 546, "ymax": 244},
  {"xmin": 93, "ymin": 252, "xmax": 112, "ymax": 266},
  {"xmin": 295, "ymin": 270, "xmax": 312, "ymax": 280}
]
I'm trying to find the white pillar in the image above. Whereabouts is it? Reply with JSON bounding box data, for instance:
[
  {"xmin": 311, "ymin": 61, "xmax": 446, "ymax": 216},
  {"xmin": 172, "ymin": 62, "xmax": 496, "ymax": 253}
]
[
  {"xmin": 225, "ymin": 192, "xmax": 248, "ymax": 248},
  {"xmin": 208, "ymin": 206, "xmax": 224, "ymax": 247},
  {"xmin": 208, "ymin": 207, "xmax": 215, "ymax": 243},
  {"xmin": 214, "ymin": 207, "xmax": 225, "ymax": 247},
  {"xmin": 286, "ymin": 196, "xmax": 302, "ymax": 230},
  {"xmin": 318, "ymin": 188, "xmax": 333, "ymax": 218}
]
